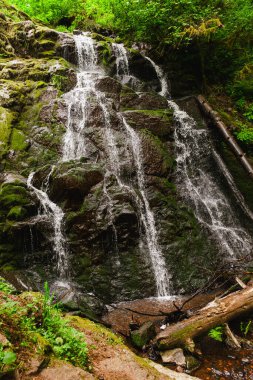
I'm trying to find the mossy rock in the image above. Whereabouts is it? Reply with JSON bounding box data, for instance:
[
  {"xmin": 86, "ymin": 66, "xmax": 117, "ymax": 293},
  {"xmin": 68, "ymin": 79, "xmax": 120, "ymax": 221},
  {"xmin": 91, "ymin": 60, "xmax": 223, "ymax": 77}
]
[
  {"xmin": 7, "ymin": 205, "xmax": 27, "ymax": 221},
  {"xmin": 0, "ymin": 107, "xmax": 14, "ymax": 156},
  {"xmin": 123, "ymin": 108, "xmax": 174, "ymax": 138}
]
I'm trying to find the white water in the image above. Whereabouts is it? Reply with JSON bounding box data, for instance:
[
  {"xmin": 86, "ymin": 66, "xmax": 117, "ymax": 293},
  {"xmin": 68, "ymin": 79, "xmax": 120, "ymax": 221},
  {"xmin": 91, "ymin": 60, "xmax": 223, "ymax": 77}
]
[
  {"xmin": 112, "ymin": 42, "xmax": 141, "ymax": 89},
  {"xmin": 113, "ymin": 44, "xmax": 171, "ymax": 297},
  {"xmin": 122, "ymin": 117, "xmax": 171, "ymax": 295},
  {"xmin": 61, "ymin": 35, "xmax": 172, "ymax": 296},
  {"xmin": 27, "ymin": 172, "xmax": 69, "ymax": 277},
  {"xmin": 146, "ymin": 56, "xmax": 252, "ymax": 257},
  {"xmin": 62, "ymin": 33, "xmax": 102, "ymax": 161},
  {"xmin": 170, "ymin": 102, "xmax": 252, "ymax": 257}
]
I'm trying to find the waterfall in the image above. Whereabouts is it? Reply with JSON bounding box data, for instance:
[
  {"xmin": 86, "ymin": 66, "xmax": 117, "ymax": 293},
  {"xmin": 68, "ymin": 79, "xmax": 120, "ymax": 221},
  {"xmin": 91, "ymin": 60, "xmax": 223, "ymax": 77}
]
[
  {"xmin": 61, "ymin": 34, "xmax": 172, "ymax": 296},
  {"xmin": 62, "ymin": 33, "xmax": 101, "ymax": 161},
  {"xmin": 27, "ymin": 172, "xmax": 69, "ymax": 278},
  {"xmin": 108, "ymin": 44, "xmax": 171, "ymax": 295},
  {"xmin": 112, "ymin": 43, "xmax": 130, "ymax": 77},
  {"xmin": 122, "ymin": 117, "xmax": 171, "ymax": 295},
  {"xmin": 146, "ymin": 56, "xmax": 252, "ymax": 258}
]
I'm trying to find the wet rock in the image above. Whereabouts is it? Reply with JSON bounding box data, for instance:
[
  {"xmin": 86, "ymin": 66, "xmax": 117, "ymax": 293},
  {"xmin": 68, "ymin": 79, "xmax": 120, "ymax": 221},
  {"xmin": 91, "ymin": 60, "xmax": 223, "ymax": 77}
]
[
  {"xmin": 56, "ymin": 33, "xmax": 77, "ymax": 64},
  {"xmin": 51, "ymin": 163, "xmax": 104, "ymax": 206},
  {"xmin": 130, "ymin": 321, "xmax": 156, "ymax": 349},
  {"xmin": 160, "ymin": 348, "xmax": 186, "ymax": 366},
  {"xmin": 123, "ymin": 109, "xmax": 174, "ymax": 138},
  {"xmin": 120, "ymin": 91, "xmax": 168, "ymax": 111}
]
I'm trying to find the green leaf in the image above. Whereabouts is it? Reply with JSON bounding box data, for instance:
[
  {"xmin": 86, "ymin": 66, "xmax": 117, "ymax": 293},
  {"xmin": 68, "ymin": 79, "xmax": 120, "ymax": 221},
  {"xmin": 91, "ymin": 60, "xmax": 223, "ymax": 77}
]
[{"xmin": 3, "ymin": 351, "xmax": 16, "ymax": 365}]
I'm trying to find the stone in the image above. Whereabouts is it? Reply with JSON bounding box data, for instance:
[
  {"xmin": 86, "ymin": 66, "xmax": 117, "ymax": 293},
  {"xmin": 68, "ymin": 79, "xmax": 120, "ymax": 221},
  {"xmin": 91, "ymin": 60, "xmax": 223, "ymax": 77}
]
[
  {"xmin": 185, "ymin": 355, "xmax": 200, "ymax": 371},
  {"xmin": 120, "ymin": 91, "xmax": 168, "ymax": 111},
  {"xmin": 130, "ymin": 321, "xmax": 156, "ymax": 349},
  {"xmin": 160, "ymin": 348, "xmax": 186, "ymax": 366},
  {"xmin": 123, "ymin": 109, "xmax": 174, "ymax": 138}
]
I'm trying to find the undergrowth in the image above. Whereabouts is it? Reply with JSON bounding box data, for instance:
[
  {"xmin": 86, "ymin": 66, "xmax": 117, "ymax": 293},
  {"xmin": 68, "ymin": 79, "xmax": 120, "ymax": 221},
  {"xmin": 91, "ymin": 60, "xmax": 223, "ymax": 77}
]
[{"xmin": 0, "ymin": 278, "xmax": 88, "ymax": 374}]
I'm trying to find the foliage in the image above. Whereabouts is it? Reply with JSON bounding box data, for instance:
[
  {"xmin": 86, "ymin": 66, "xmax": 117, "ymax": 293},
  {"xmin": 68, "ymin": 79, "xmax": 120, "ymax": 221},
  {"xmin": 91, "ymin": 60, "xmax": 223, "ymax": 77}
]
[
  {"xmin": 208, "ymin": 325, "xmax": 224, "ymax": 342},
  {"xmin": 0, "ymin": 344, "xmax": 17, "ymax": 373},
  {"xmin": 240, "ymin": 320, "xmax": 252, "ymax": 337},
  {"xmin": 0, "ymin": 276, "xmax": 15, "ymax": 294},
  {"xmin": 0, "ymin": 280, "xmax": 88, "ymax": 369},
  {"xmin": 235, "ymin": 123, "xmax": 253, "ymax": 144},
  {"xmin": 8, "ymin": 0, "xmax": 85, "ymax": 26}
]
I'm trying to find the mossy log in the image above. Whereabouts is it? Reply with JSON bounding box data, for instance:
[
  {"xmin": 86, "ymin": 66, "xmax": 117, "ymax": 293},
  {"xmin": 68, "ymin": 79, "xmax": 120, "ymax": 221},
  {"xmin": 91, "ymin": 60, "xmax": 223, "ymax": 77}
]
[{"xmin": 156, "ymin": 284, "xmax": 253, "ymax": 350}]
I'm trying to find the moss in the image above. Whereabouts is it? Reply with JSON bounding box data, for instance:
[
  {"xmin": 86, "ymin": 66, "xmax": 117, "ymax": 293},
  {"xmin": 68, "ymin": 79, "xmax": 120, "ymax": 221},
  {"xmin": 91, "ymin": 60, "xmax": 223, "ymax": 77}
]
[
  {"xmin": 10, "ymin": 128, "xmax": 29, "ymax": 151},
  {"xmin": 69, "ymin": 316, "xmax": 123, "ymax": 346},
  {"xmin": 7, "ymin": 205, "xmax": 27, "ymax": 220},
  {"xmin": 0, "ymin": 183, "xmax": 30, "ymax": 209},
  {"xmin": 140, "ymin": 128, "xmax": 175, "ymax": 170},
  {"xmin": 97, "ymin": 41, "xmax": 112, "ymax": 67},
  {"xmin": 0, "ymin": 107, "xmax": 14, "ymax": 156}
]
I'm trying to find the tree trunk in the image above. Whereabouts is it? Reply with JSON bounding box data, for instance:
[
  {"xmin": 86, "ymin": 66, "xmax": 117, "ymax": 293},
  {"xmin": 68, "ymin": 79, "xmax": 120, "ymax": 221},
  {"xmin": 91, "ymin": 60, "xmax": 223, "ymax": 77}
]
[{"xmin": 156, "ymin": 284, "xmax": 253, "ymax": 350}]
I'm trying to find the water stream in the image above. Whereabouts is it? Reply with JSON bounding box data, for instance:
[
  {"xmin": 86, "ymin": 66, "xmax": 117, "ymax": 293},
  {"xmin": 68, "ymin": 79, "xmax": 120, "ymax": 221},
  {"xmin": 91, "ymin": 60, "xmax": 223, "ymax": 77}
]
[
  {"xmin": 61, "ymin": 36, "xmax": 171, "ymax": 296},
  {"xmin": 27, "ymin": 172, "xmax": 69, "ymax": 278},
  {"xmin": 146, "ymin": 56, "xmax": 253, "ymax": 258}
]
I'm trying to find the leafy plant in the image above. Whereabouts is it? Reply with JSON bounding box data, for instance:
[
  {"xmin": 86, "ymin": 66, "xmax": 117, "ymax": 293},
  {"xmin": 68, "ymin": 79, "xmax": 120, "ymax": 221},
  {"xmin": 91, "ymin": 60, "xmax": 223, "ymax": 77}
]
[
  {"xmin": 0, "ymin": 344, "xmax": 17, "ymax": 373},
  {"xmin": 240, "ymin": 320, "xmax": 252, "ymax": 337},
  {"xmin": 0, "ymin": 281, "xmax": 88, "ymax": 369},
  {"xmin": 208, "ymin": 326, "xmax": 224, "ymax": 342},
  {"xmin": 235, "ymin": 123, "xmax": 253, "ymax": 144},
  {"xmin": 244, "ymin": 104, "xmax": 253, "ymax": 122},
  {"xmin": 0, "ymin": 277, "xmax": 15, "ymax": 294}
]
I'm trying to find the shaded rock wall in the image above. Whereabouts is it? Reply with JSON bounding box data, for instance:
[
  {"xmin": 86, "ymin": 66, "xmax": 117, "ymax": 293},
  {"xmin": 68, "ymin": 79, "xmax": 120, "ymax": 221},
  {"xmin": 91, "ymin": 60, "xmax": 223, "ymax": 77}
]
[{"xmin": 0, "ymin": 4, "xmax": 219, "ymax": 306}]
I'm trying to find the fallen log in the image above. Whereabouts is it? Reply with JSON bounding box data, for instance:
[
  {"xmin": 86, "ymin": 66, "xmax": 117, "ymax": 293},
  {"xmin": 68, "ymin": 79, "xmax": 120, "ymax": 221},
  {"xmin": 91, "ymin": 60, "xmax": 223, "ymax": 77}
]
[
  {"xmin": 196, "ymin": 95, "xmax": 253, "ymax": 180},
  {"xmin": 156, "ymin": 283, "xmax": 253, "ymax": 350}
]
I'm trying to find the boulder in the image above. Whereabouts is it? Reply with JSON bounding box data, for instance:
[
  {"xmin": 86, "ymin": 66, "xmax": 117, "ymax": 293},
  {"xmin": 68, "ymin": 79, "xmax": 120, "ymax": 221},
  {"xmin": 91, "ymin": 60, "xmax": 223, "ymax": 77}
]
[
  {"xmin": 121, "ymin": 91, "xmax": 168, "ymax": 111},
  {"xmin": 123, "ymin": 109, "xmax": 174, "ymax": 138},
  {"xmin": 160, "ymin": 348, "xmax": 186, "ymax": 366}
]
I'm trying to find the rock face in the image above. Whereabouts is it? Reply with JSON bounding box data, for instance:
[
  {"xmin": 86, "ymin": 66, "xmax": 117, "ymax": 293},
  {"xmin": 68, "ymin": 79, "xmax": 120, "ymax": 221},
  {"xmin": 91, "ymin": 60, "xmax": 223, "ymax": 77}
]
[{"xmin": 0, "ymin": 2, "xmax": 220, "ymax": 311}]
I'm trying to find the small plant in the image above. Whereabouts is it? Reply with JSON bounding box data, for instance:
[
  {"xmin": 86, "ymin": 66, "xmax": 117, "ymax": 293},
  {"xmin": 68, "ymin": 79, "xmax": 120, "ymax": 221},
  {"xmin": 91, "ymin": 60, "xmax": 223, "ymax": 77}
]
[
  {"xmin": 240, "ymin": 320, "xmax": 252, "ymax": 337},
  {"xmin": 235, "ymin": 122, "xmax": 253, "ymax": 144},
  {"xmin": 0, "ymin": 344, "xmax": 17, "ymax": 373},
  {"xmin": 208, "ymin": 326, "xmax": 224, "ymax": 342},
  {"xmin": 244, "ymin": 103, "xmax": 253, "ymax": 122},
  {"xmin": 0, "ymin": 277, "xmax": 15, "ymax": 294}
]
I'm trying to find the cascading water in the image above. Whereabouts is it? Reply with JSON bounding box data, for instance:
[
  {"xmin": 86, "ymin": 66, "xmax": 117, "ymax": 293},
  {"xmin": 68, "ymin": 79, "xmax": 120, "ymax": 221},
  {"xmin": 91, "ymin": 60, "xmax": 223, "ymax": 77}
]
[
  {"xmin": 122, "ymin": 117, "xmax": 171, "ymax": 295},
  {"xmin": 60, "ymin": 35, "xmax": 171, "ymax": 296},
  {"xmin": 108, "ymin": 44, "xmax": 171, "ymax": 295},
  {"xmin": 62, "ymin": 33, "xmax": 101, "ymax": 161},
  {"xmin": 27, "ymin": 171, "xmax": 69, "ymax": 278},
  {"xmin": 146, "ymin": 56, "xmax": 253, "ymax": 258}
]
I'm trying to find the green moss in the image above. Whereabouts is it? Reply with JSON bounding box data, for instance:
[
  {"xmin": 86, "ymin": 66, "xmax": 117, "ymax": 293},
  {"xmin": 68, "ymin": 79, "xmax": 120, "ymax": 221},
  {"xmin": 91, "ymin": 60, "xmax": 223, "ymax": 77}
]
[
  {"xmin": 7, "ymin": 205, "xmax": 27, "ymax": 220},
  {"xmin": 98, "ymin": 41, "xmax": 112, "ymax": 67},
  {"xmin": 0, "ymin": 107, "xmax": 14, "ymax": 156},
  {"xmin": 69, "ymin": 316, "xmax": 123, "ymax": 346},
  {"xmin": 10, "ymin": 128, "xmax": 28, "ymax": 151},
  {"xmin": 140, "ymin": 128, "xmax": 175, "ymax": 170},
  {"xmin": 0, "ymin": 183, "xmax": 30, "ymax": 209}
]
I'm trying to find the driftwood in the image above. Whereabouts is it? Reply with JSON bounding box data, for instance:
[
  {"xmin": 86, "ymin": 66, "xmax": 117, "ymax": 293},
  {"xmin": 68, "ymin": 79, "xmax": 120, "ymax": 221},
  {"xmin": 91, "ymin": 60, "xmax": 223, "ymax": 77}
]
[
  {"xmin": 197, "ymin": 94, "xmax": 253, "ymax": 179},
  {"xmin": 156, "ymin": 283, "xmax": 253, "ymax": 350}
]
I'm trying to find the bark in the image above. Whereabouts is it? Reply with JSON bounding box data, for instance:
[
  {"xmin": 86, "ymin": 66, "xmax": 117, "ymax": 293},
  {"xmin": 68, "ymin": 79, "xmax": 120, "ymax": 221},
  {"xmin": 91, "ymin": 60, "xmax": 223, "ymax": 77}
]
[{"xmin": 156, "ymin": 284, "xmax": 253, "ymax": 350}]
